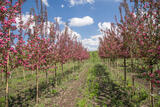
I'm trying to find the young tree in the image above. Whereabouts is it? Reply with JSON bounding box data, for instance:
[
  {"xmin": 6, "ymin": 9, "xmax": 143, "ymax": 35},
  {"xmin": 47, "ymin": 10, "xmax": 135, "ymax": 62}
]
[{"xmin": 0, "ymin": 0, "xmax": 21, "ymax": 106}]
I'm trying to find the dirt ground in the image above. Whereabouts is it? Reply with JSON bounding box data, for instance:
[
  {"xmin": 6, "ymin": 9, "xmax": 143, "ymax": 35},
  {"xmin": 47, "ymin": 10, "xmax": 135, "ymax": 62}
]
[{"xmin": 46, "ymin": 66, "xmax": 88, "ymax": 107}]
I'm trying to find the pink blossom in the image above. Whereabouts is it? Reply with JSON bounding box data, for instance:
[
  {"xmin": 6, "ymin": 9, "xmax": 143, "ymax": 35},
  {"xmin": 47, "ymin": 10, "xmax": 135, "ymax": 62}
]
[
  {"xmin": 10, "ymin": 47, "xmax": 14, "ymax": 51},
  {"xmin": 149, "ymin": 73, "xmax": 154, "ymax": 78},
  {"xmin": 0, "ymin": 32, "xmax": 3, "ymax": 35},
  {"xmin": 155, "ymin": 70, "xmax": 160, "ymax": 74},
  {"xmin": 13, "ymin": 50, "xmax": 18, "ymax": 53},
  {"xmin": 0, "ymin": 6, "xmax": 7, "ymax": 12},
  {"xmin": 7, "ymin": 72, "xmax": 11, "ymax": 75},
  {"xmin": 156, "ymin": 81, "xmax": 160, "ymax": 84}
]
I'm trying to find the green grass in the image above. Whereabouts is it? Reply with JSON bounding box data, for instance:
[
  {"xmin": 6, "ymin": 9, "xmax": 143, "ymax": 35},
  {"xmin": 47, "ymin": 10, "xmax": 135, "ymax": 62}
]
[
  {"xmin": 0, "ymin": 61, "xmax": 86, "ymax": 106},
  {"xmin": 1, "ymin": 51, "xmax": 160, "ymax": 106},
  {"xmin": 78, "ymin": 60, "xmax": 149, "ymax": 107}
]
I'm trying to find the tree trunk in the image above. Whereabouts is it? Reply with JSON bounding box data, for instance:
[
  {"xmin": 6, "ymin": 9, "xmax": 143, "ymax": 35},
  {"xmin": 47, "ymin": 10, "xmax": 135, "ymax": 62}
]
[
  {"xmin": 23, "ymin": 69, "xmax": 25, "ymax": 80},
  {"xmin": 131, "ymin": 57, "xmax": 134, "ymax": 72},
  {"xmin": 124, "ymin": 57, "xmax": 127, "ymax": 86},
  {"xmin": 157, "ymin": 64, "xmax": 159, "ymax": 70},
  {"xmin": 1, "ymin": 70, "xmax": 3, "ymax": 84},
  {"xmin": 74, "ymin": 61, "xmax": 75, "ymax": 72},
  {"xmin": 54, "ymin": 63, "xmax": 57, "ymax": 86},
  {"xmin": 36, "ymin": 65, "xmax": 39, "ymax": 104},
  {"xmin": 5, "ymin": 67, "xmax": 9, "ymax": 107},
  {"xmin": 132, "ymin": 75, "xmax": 135, "ymax": 94},
  {"xmin": 46, "ymin": 70, "xmax": 48, "ymax": 84},
  {"xmin": 150, "ymin": 80, "xmax": 154, "ymax": 107},
  {"xmin": 5, "ymin": 28, "xmax": 10, "ymax": 107},
  {"xmin": 5, "ymin": 54, "xmax": 9, "ymax": 107},
  {"xmin": 150, "ymin": 65, "xmax": 154, "ymax": 107},
  {"xmin": 54, "ymin": 64, "xmax": 57, "ymax": 77},
  {"xmin": 62, "ymin": 64, "xmax": 63, "ymax": 73}
]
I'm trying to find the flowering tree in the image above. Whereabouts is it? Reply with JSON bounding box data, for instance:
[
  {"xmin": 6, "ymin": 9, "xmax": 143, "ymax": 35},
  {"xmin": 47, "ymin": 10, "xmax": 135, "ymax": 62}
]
[
  {"xmin": 0, "ymin": 0, "xmax": 90, "ymax": 106},
  {"xmin": 0, "ymin": 0, "xmax": 21, "ymax": 106},
  {"xmin": 133, "ymin": 1, "xmax": 160, "ymax": 106},
  {"xmin": 55, "ymin": 26, "xmax": 73, "ymax": 73},
  {"xmin": 99, "ymin": 0, "xmax": 160, "ymax": 106}
]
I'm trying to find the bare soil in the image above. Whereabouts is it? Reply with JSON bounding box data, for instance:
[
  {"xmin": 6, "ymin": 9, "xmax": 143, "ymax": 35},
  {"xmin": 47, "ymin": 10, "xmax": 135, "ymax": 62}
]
[{"xmin": 46, "ymin": 66, "xmax": 88, "ymax": 107}]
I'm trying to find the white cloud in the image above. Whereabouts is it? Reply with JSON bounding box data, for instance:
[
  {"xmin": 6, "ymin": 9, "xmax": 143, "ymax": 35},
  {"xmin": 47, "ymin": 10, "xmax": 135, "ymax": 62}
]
[
  {"xmin": 67, "ymin": 27, "xmax": 81, "ymax": 39},
  {"xmin": 69, "ymin": 0, "xmax": 94, "ymax": 6},
  {"xmin": 91, "ymin": 34, "xmax": 103, "ymax": 39},
  {"xmin": 98, "ymin": 22, "xmax": 120, "ymax": 36},
  {"xmin": 69, "ymin": 0, "xmax": 121, "ymax": 6},
  {"xmin": 16, "ymin": 13, "xmax": 53, "ymax": 35},
  {"xmin": 82, "ymin": 34, "xmax": 103, "ymax": 51},
  {"xmin": 61, "ymin": 26, "xmax": 81, "ymax": 40},
  {"xmin": 69, "ymin": 16, "xmax": 94, "ymax": 27},
  {"xmin": 54, "ymin": 17, "xmax": 65, "ymax": 25},
  {"xmin": 98, "ymin": 22, "xmax": 112, "ymax": 31},
  {"xmin": 15, "ymin": 13, "xmax": 35, "ymax": 30},
  {"xmin": 95, "ymin": 0, "xmax": 122, "ymax": 2},
  {"xmin": 61, "ymin": 4, "xmax": 64, "ymax": 8},
  {"xmin": 42, "ymin": 0, "xmax": 49, "ymax": 7}
]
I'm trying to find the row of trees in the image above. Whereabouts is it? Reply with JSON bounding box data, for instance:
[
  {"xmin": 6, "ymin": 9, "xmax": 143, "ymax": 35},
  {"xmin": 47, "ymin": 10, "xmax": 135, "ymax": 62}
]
[
  {"xmin": 0, "ymin": 0, "xmax": 89, "ymax": 106},
  {"xmin": 98, "ymin": 0, "xmax": 160, "ymax": 106}
]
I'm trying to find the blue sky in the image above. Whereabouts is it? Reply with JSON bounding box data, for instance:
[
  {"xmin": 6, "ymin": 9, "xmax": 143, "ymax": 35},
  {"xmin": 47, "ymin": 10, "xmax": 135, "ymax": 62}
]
[{"xmin": 20, "ymin": 0, "xmax": 132, "ymax": 51}]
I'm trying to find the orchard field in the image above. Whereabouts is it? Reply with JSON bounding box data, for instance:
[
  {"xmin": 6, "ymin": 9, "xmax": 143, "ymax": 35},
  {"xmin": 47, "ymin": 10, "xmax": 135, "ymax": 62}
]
[{"xmin": 0, "ymin": 0, "xmax": 160, "ymax": 107}]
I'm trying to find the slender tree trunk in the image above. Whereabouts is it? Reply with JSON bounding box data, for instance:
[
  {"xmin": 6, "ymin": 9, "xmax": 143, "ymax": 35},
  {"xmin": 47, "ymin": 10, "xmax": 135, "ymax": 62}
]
[
  {"xmin": 150, "ymin": 81, "xmax": 154, "ymax": 107},
  {"xmin": 150, "ymin": 65, "xmax": 154, "ymax": 107},
  {"xmin": 5, "ymin": 66, "xmax": 9, "ymax": 107},
  {"xmin": 46, "ymin": 70, "xmax": 48, "ymax": 84},
  {"xmin": 131, "ymin": 58, "xmax": 134, "ymax": 72},
  {"xmin": 5, "ymin": 55, "xmax": 9, "ymax": 107},
  {"xmin": 23, "ymin": 69, "xmax": 25, "ymax": 80},
  {"xmin": 36, "ymin": 65, "xmax": 39, "ymax": 104},
  {"xmin": 16, "ymin": 70, "xmax": 18, "ymax": 77},
  {"xmin": 61, "ymin": 64, "xmax": 64, "ymax": 77},
  {"xmin": 62, "ymin": 64, "xmax": 63, "ymax": 72},
  {"xmin": 1, "ymin": 70, "xmax": 3, "ymax": 84},
  {"xmin": 54, "ymin": 63, "xmax": 57, "ymax": 77},
  {"xmin": 130, "ymin": 44, "xmax": 134, "ymax": 73},
  {"xmin": 54, "ymin": 63, "xmax": 57, "ymax": 86},
  {"xmin": 157, "ymin": 64, "xmax": 159, "ymax": 70},
  {"xmin": 5, "ymin": 29, "xmax": 10, "ymax": 107},
  {"xmin": 124, "ymin": 57, "xmax": 127, "ymax": 86},
  {"xmin": 132, "ymin": 75, "xmax": 135, "ymax": 94},
  {"xmin": 73, "ymin": 61, "xmax": 75, "ymax": 72},
  {"xmin": 107, "ymin": 59, "xmax": 109, "ymax": 67}
]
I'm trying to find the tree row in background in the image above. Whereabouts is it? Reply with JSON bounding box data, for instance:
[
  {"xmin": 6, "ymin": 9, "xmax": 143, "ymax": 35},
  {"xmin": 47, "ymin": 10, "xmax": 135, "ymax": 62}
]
[{"xmin": 98, "ymin": 0, "xmax": 160, "ymax": 106}]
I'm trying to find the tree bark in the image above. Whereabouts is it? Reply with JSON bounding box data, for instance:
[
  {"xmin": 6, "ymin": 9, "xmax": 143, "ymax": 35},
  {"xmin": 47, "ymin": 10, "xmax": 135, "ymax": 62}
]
[
  {"xmin": 36, "ymin": 65, "xmax": 39, "ymax": 104},
  {"xmin": 124, "ymin": 57, "xmax": 127, "ymax": 86},
  {"xmin": 46, "ymin": 70, "xmax": 48, "ymax": 84},
  {"xmin": 1, "ymin": 70, "xmax": 3, "ymax": 84},
  {"xmin": 131, "ymin": 57, "xmax": 134, "ymax": 72},
  {"xmin": 132, "ymin": 75, "xmax": 135, "ymax": 94},
  {"xmin": 5, "ymin": 29, "xmax": 10, "ymax": 107},
  {"xmin": 5, "ymin": 53, "xmax": 9, "ymax": 107},
  {"xmin": 150, "ymin": 65, "xmax": 154, "ymax": 107},
  {"xmin": 23, "ymin": 69, "xmax": 25, "ymax": 80},
  {"xmin": 62, "ymin": 64, "xmax": 63, "ymax": 73},
  {"xmin": 5, "ymin": 65, "xmax": 9, "ymax": 107},
  {"xmin": 54, "ymin": 63, "xmax": 57, "ymax": 86}
]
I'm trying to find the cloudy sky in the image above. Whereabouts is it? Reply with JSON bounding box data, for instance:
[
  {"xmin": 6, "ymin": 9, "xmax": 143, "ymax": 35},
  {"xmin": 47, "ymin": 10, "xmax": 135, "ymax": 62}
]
[{"xmin": 21, "ymin": 0, "xmax": 132, "ymax": 51}]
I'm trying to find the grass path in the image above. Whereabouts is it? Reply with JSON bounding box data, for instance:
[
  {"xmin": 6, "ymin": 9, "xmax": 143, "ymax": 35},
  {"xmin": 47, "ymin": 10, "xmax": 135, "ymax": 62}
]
[{"xmin": 43, "ymin": 63, "xmax": 90, "ymax": 107}]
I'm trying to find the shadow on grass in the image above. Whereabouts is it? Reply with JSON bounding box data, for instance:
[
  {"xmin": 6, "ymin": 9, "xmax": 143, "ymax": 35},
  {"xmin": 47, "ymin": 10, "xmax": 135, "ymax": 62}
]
[
  {"xmin": 88, "ymin": 64, "xmax": 134, "ymax": 107},
  {"xmin": 8, "ymin": 64, "xmax": 81, "ymax": 107}
]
